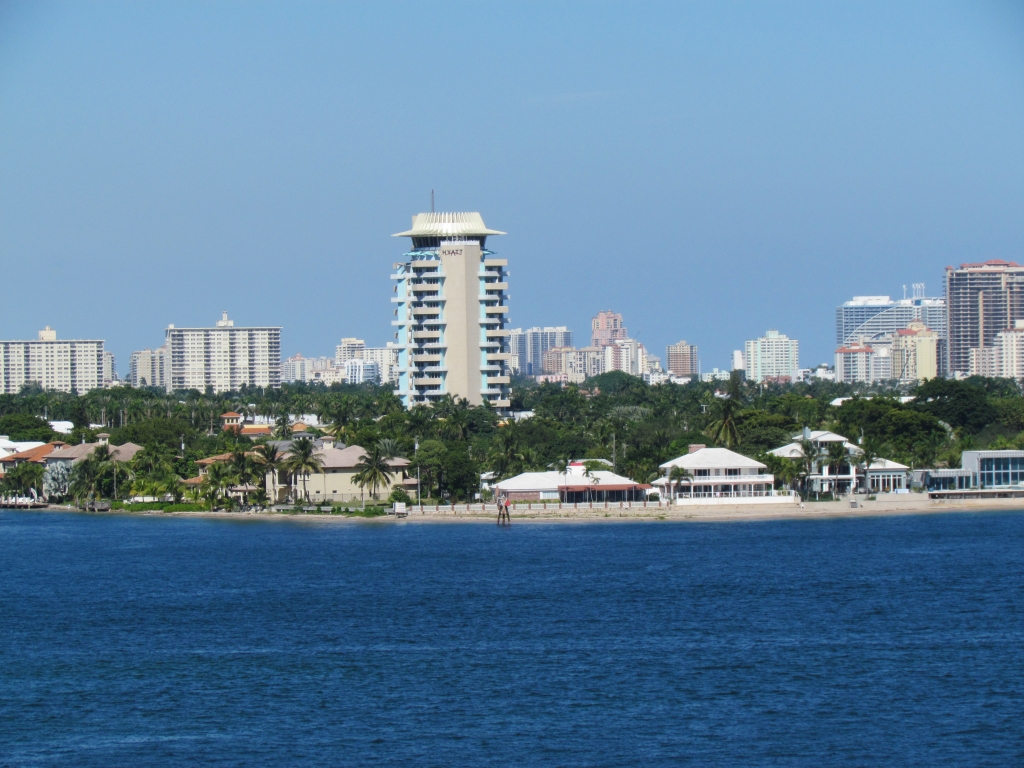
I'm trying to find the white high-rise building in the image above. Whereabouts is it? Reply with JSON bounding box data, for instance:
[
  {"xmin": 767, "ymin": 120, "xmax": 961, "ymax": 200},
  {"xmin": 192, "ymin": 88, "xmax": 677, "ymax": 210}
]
[
  {"xmin": 102, "ymin": 351, "xmax": 117, "ymax": 386},
  {"xmin": 0, "ymin": 327, "xmax": 105, "ymax": 394},
  {"xmin": 129, "ymin": 345, "xmax": 168, "ymax": 389},
  {"xmin": 508, "ymin": 326, "xmax": 573, "ymax": 374},
  {"xmin": 744, "ymin": 330, "xmax": 799, "ymax": 383},
  {"xmin": 335, "ymin": 338, "xmax": 366, "ymax": 365},
  {"xmin": 344, "ymin": 358, "xmax": 380, "ymax": 385},
  {"xmin": 362, "ymin": 344, "xmax": 399, "ymax": 385},
  {"xmin": 165, "ymin": 312, "xmax": 281, "ymax": 393},
  {"xmin": 391, "ymin": 212, "xmax": 511, "ymax": 411},
  {"xmin": 603, "ymin": 338, "xmax": 647, "ymax": 377}
]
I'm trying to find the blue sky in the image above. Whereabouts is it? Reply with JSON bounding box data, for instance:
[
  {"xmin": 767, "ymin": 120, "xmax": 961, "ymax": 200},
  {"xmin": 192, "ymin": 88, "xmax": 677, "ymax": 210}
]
[{"xmin": 2, "ymin": 1, "xmax": 1022, "ymax": 374}]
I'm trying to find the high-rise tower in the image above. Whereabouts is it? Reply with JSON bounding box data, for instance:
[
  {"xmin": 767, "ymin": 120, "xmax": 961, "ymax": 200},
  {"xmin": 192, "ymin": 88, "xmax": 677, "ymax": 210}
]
[
  {"xmin": 945, "ymin": 260, "xmax": 1024, "ymax": 377},
  {"xmin": 391, "ymin": 212, "xmax": 510, "ymax": 411}
]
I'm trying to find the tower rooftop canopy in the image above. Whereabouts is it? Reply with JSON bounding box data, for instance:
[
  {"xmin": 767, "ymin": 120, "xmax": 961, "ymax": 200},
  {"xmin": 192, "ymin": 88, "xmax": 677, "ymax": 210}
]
[{"xmin": 392, "ymin": 212, "xmax": 505, "ymax": 239}]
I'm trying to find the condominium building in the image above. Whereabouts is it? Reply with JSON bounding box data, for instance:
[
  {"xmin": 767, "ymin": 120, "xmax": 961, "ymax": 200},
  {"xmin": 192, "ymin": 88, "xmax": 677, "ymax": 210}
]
[
  {"xmin": 541, "ymin": 346, "xmax": 604, "ymax": 383},
  {"xmin": 835, "ymin": 343, "xmax": 875, "ymax": 384},
  {"xmin": 969, "ymin": 320, "xmax": 1024, "ymax": 378},
  {"xmin": 362, "ymin": 344, "xmax": 399, "ymax": 385},
  {"xmin": 836, "ymin": 286, "xmax": 946, "ymax": 373},
  {"xmin": 165, "ymin": 312, "xmax": 281, "ymax": 393},
  {"xmin": 591, "ymin": 311, "xmax": 628, "ymax": 347},
  {"xmin": 945, "ymin": 260, "xmax": 1024, "ymax": 376},
  {"xmin": 334, "ymin": 338, "xmax": 365, "ymax": 365},
  {"xmin": 391, "ymin": 212, "xmax": 510, "ymax": 411},
  {"xmin": 666, "ymin": 341, "xmax": 698, "ymax": 377},
  {"xmin": 344, "ymin": 358, "xmax": 380, "ymax": 385},
  {"xmin": 744, "ymin": 330, "xmax": 799, "ymax": 383},
  {"xmin": 282, "ymin": 354, "xmax": 333, "ymax": 383},
  {"xmin": 0, "ymin": 327, "xmax": 105, "ymax": 394},
  {"xmin": 604, "ymin": 338, "xmax": 648, "ymax": 376},
  {"xmin": 102, "ymin": 352, "xmax": 117, "ymax": 386},
  {"xmin": 508, "ymin": 326, "xmax": 573, "ymax": 374},
  {"xmin": 891, "ymin": 322, "xmax": 939, "ymax": 383},
  {"xmin": 129, "ymin": 345, "xmax": 168, "ymax": 389}
]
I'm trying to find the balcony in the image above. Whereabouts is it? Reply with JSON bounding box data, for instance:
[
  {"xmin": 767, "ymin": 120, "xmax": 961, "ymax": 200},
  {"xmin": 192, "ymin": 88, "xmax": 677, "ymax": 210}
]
[
  {"xmin": 412, "ymin": 306, "xmax": 441, "ymax": 316},
  {"xmin": 481, "ymin": 282, "xmax": 508, "ymax": 291},
  {"xmin": 413, "ymin": 377, "xmax": 442, "ymax": 387},
  {"xmin": 484, "ymin": 306, "xmax": 509, "ymax": 315},
  {"xmin": 488, "ymin": 352, "xmax": 512, "ymax": 361},
  {"xmin": 487, "ymin": 376, "xmax": 511, "ymax": 385},
  {"xmin": 490, "ymin": 399, "xmax": 511, "ymax": 409},
  {"xmin": 413, "ymin": 331, "xmax": 441, "ymax": 339},
  {"xmin": 411, "ymin": 284, "xmax": 440, "ymax": 294},
  {"xmin": 486, "ymin": 329, "xmax": 510, "ymax": 338},
  {"xmin": 483, "ymin": 258, "xmax": 507, "ymax": 267},
  {"xmin": 412, "ymin": 354, "xmax": 442, "ymax": 363}
]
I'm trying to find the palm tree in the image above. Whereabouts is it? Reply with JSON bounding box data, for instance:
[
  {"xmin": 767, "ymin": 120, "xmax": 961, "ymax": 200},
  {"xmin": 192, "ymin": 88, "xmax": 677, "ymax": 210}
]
[
  {"xmin": 798, "ymin": 438, "xmax": 819, "ymax": 499},
  {"xmin": 704, "ymin": 397, "xmax": 741, "ymax": 448},
  {"xmin": 202, "ymin": 462, "xmax": 234, "ymax": 509},
  {"xmin": 253, "ymin": 443, "xmax": 284, "ymax": 503},
  {"xmin": 284, "ymin": 437, "xmax": 323, "ymax": 502},
  {"xmin": 376, "ymin": 438, "xmax": 402, "ymax": 461},
  {"xmin": 858, "ymin": 441, "xmax": 879, "ymax": 494},
  {"xmin": 825, "ymin": 441, "xmax": 849, "ymax": 496},
  {"xmin": 353, "ymin": 444, "xmax": 394, "ymax": 504},
  {"xmin": 668, "ymin": 465, "xmax": 693, "ymax": 502}
]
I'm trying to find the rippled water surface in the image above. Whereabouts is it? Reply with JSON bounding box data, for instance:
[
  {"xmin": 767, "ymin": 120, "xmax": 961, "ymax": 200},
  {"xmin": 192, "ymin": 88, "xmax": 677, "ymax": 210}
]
[{"xmin": 2, "ymin": 510, "xmax": 1023, "ymax": 766}]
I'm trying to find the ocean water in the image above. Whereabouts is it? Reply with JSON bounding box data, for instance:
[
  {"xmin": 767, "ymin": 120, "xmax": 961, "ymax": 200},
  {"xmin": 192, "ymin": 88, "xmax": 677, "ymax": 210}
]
[{"xmin": 1, "ymin": 511, "xmax": 1023, "ymax": 767}]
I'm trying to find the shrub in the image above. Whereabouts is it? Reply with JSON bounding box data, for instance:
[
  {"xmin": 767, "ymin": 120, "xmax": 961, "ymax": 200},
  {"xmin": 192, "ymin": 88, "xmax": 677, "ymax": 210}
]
[
  {"xmin": 163, "ymin": 503, "xmax": 208, "ymax": 512},
  {"xmin": 388, "ymin": 487, "xmax": 413, "ymax": 504}
]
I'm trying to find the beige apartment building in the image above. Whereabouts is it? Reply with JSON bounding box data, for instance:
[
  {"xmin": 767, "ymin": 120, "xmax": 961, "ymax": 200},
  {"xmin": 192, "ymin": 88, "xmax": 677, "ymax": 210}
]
[
  {"xmin": 542, "ymin": 346, "xmax": 605, "ymax": 383},
  {"xmin": 391, "ymin": 212, "xmax": 511, "ymax": 410},
  {"xmin": 0, "ymin": 327, "xmax": 105, "ymax": 394},
  {"xmin": 892, "ymin": 322, "xmax": 938, "ymax": 382},
  {"xmin": 666, "ymin": 340, "xmax": 699, "ymax": 376}
]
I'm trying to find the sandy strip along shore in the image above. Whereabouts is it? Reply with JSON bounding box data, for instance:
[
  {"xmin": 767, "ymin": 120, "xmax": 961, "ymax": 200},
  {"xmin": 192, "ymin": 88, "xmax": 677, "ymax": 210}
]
[{"xmin": 29, "ymin": 496, "xmax": 1024, "ymax": 523}]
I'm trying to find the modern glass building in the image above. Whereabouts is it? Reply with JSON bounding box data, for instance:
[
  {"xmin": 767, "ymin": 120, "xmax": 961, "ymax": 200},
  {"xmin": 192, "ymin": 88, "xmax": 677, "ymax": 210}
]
[{"xmin": 390, "ymin": 212, "xmax": 511, "ymax": 412}]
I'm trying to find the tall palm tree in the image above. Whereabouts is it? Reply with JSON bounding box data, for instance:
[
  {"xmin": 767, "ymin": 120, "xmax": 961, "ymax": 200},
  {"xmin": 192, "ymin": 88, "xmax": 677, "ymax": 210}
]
[
  {"xmin": 798, "ymin": 438, "xmax": 819, "ymax": 498},
  {"xmin": 253, "ymin": 443, "xmax": 284, "ymax": 503},
  {"xmin": 284, "ymin": 437, "xmax": 323, "ymax": 502},
  {"xmin": 704, "ymin": 397, "xmax": 741, "ymax": 448},
  {"xmin": 668, "ymin": 465, "xmax": 693, "ymax": 502},
  {"xmin": 825, "ymin": 441, "xmax": 849, "ymax": 495},
  {"xmin": 858, "ymin": 441, "xmax": 879, "ymax": 493},
  {"xmin": 353, "ymin": 444, "xmax": 394, "ymax": 504},
  {"xmin": 376, "ymin": 438, "xmax": 402, "ymax": 461}
]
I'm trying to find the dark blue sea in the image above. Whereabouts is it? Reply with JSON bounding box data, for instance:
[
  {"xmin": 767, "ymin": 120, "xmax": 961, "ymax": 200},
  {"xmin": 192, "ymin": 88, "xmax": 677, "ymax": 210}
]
[{"xmin": 1, "ymin": 510, "xmax": 1023, "ymax": 766}]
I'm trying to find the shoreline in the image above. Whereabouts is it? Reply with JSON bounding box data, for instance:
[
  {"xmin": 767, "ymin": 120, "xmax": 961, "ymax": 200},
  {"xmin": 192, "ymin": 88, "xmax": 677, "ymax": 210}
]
[{"xmin": 11, "ymin": 496, "xmax": 1024, "ymax": 524}]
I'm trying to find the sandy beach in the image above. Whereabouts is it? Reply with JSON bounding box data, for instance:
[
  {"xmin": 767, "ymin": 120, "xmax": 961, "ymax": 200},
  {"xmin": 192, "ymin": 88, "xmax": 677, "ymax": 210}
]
[{"xmin": 29, "ymin": 496, "xmax": 1024, "ymax": 524}]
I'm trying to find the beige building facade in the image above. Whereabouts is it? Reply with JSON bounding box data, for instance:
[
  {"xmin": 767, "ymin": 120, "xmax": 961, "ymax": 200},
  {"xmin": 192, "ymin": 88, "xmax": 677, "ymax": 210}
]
[
  {"xmin": 266, "ymin": 442, "xmax": 413, "ymax": 503},
  {"xmin": 0, "ymin": 327, "xmax": 105, "ymax": 394},
  {"xmin": 892, "ymin": 321, "xmax": 938, "ymax": 382},
  {"xmin": 391, "ymin": 212, "xmax": 510, "ymax": 410}
]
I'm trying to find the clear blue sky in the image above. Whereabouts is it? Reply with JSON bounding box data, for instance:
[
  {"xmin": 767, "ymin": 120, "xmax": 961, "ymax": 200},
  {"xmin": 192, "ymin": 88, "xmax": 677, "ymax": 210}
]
[{"xmin": 2, "ymin": 1, "xmax": 1022, "ymax": 374}]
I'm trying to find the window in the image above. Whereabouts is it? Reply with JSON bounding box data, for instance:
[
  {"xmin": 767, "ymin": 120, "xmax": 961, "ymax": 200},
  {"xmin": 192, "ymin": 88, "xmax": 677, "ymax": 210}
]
[
  {"xmin": 726, "ymin": 468, "xmax": 740, "ymax": 476},
  {"xmin": 695, "ymin": 469, "xmax": 709, "ymax": 477}
]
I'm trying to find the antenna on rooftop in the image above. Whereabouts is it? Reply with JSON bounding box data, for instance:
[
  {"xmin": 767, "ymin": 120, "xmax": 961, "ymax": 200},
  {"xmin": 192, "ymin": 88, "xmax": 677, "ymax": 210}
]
[
  {"xmin": 902, "ymin": 284, "xmax": 907, "ymax": 300},
  {"xmin": 431, "ymin": 190, "xmax": 434, "ymax": 213}
]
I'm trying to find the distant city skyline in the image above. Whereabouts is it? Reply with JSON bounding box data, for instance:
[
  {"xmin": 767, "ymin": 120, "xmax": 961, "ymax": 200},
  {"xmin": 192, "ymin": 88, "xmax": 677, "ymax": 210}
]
[{"xmin": 2, "ymin": 3, "xmax": 1021, "ymax": 373}]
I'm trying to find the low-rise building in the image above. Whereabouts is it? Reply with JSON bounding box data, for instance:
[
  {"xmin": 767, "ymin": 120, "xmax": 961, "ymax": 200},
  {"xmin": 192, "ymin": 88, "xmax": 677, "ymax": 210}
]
[
  {"xmin": 263, "ymin": 439, "xmax": 412, "ymax": 503},
  {"xmin": 654, "ymin": 445, "xmax": 782, "ymax": 503},
  {"xmin": 969, "ymin": 320, "xmax": 1024, "ymax": 379},
  {"xmin": 770, "ymin": 430, "xmax": 862, "ymax": 494},
  {"xmin": 494, "ymin": 461, "xmax": 647, "ymax": 502}
]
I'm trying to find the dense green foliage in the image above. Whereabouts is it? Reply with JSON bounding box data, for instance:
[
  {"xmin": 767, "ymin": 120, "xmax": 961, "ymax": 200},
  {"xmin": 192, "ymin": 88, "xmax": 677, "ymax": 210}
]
[{"xmin": 3, "ymin": 374, "xmax": 1024, "ymax": 502}]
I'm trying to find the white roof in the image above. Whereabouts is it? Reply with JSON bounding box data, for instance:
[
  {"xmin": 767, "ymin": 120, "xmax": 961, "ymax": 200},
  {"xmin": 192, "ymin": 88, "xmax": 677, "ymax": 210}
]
[
  {"xmin": 659, "ymin": 447, "xmax": 765, "ymax": 471},
  {"xmin": 868, "ymin": 458, "xmax": 909, "ymax": 471},
  {"xmin": 495, "ymin": 464, "xmax": 638, "ymax": 492},
  {"xmin": 0, "ymin": 439, "xmax": 45, "ymax": 459},
  {"xmin": 770, "ymin": 440, "xmax": 863, "ymax": 458},
  {"xmin": 393, "ymin": 212, "xmax": 506, "ymax": 238}
]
